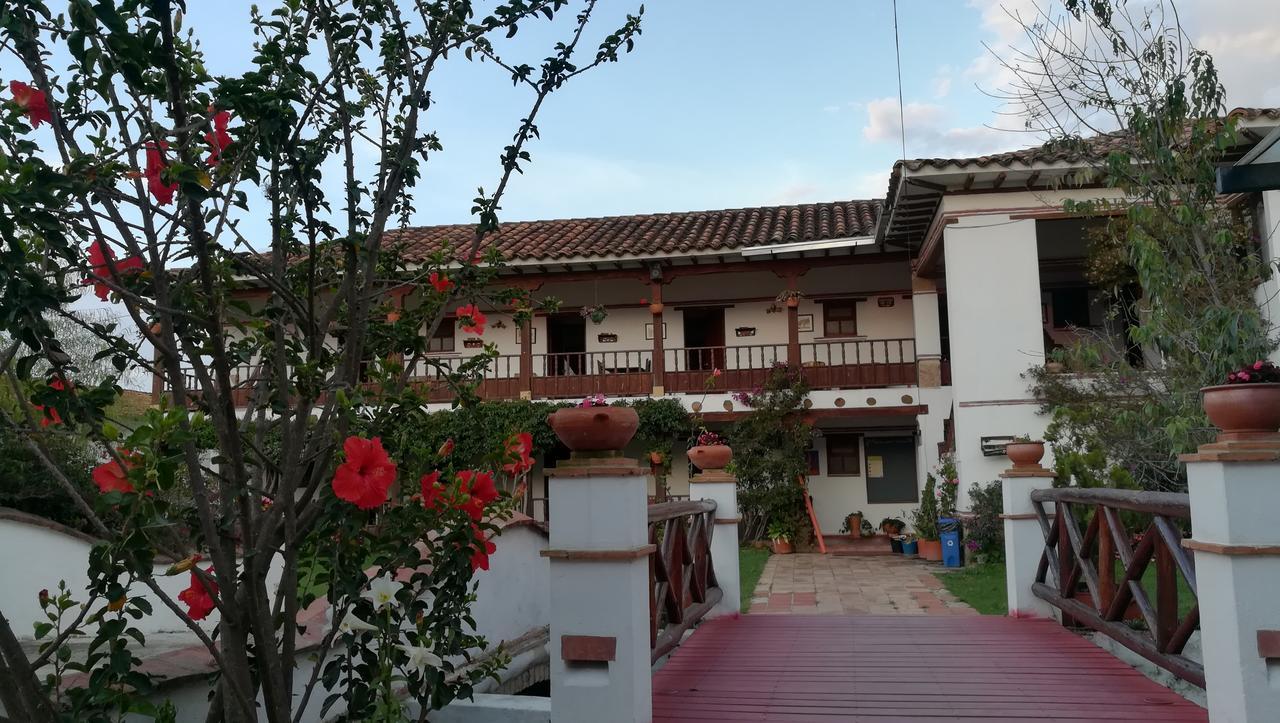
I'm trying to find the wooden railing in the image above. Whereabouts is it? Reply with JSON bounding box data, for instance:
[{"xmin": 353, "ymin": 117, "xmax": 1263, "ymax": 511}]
[
  {"xmin": 1030, "ymin": 487, "xmax": 1202, "ymax": 686},
  {"xmin": 664, "ymin": 344, "xmax": 785, "ymax": 393},
  {"xmin": 648, "ymin": 499, "xmax": 721, "ymax": 663},
  {"xmin": 799, "ymin": 338, "xmax": 917, "ymax": 388}
]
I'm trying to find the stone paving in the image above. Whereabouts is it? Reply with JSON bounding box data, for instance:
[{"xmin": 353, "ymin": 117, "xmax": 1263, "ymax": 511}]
[{"xmin": 746, "ymin": 552, "xmax": 978, "ymax": 615}]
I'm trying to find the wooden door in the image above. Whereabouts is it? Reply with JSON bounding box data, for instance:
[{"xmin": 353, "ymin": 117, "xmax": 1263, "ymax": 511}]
[{"xmin": 682, "ymin": 307, "xmax": 726, "ymax": 371}]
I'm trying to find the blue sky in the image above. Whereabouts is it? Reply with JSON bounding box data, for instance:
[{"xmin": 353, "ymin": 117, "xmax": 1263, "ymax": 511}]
[{"xmin": 179, "ymin": 0, "xmax": 1013, "ymax": 224}]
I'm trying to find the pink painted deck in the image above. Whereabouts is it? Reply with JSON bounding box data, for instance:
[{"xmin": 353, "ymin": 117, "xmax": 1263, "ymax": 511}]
[{"xmin": 652, "ymin": 614, "xmax": 1206, "ymax": 721}]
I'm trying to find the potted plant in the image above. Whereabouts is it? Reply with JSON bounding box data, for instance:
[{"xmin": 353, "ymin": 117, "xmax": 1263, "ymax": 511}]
[
  {"xmin": 912, "ymin": 475, "xmax": 941, "ymax": 561},
  {"xmin": 547, "ymin": 394, "xmax": 638, "ymax": 451},
  {"xmin": 879, "ymin": 516, "xmax": 905, "ymax": 535},
  {"xmin": 899, "ymin": 534, "xmax": 918, "ymax": 557},
  {"xmin": 776, "ymin": 289, "xmax": 803, "ymax": 308},
  {"xmin": 1202, "ymin": 360, "xmax": 1280, "ymax": 440},
  {"xmin": 840, "ymin": 510, "xmax": 865, "ymax": 539},
  {"xmin": 1005, "ymin": 434, "xmax": 1046, "ymax": 468},
  {"xmin": 688, "ymin": 429, "xmax": 732, "ymax": 470},
  {"xmin": 767, "ymin": 520, "xmax": 794, "ymax": 555},
  {"xmin": 579, "ymin": 304, "xmax": 608, "ymax": 324}
]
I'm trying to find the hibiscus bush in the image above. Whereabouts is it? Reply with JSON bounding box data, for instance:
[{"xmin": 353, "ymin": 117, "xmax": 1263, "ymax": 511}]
[{"xmin": 0, "ymin": 1, "xmax": 640, "ymax": 721}]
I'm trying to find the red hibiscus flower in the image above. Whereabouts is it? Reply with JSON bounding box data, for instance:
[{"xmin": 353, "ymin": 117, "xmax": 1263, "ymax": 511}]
[
  {"xmin": 457, "ymin": 470, "xmax": 499, "ymax": 520},
  {"xmin": 178, "ymin": 568, "xmax": 218, "ymax": 620},
  {"xmin": 470, "ymin": 525, "xmax": 496, "ymax": 572},
  {"xmin": 331, "ymin": 436, "xmax": 397, "ymax": 510},
  {"xmin": 203, "ymin": 109, "xmax": 232, "ymax": 165},
  {"xmin": 455, "ymin": 304, "xmax": 487, "ymax": 335},
  {"xmin": 9, "ymin": 81, "xmax": 52, "ymax": 128},
  {"xmin": 420, "ymin": 470, "xmax": 446, "ymax": 510},
  {"xmin": 34, "ymin": 377, "xmax": 66, "ymax": 428},
  {"xmin": 144, "ymin": 141, "xmax": 178, "ymax": 206},
  {"xmin": 84, "ymin": 240, "xmax": 145, "ymax": 301},
  {"xmin": 502, "ymin": 432, "xmax": 535, "ymax": 475},
  {"xmin": 92, "ymin": 452, "xmax": 137, "ymax": 494},
  {"xmin": 437, "ymin": 438, "xmax": 455, "ymax": 458},
  {"xmin": 429, "ymin": 272, "xmax": 454, "ymax": 293}
]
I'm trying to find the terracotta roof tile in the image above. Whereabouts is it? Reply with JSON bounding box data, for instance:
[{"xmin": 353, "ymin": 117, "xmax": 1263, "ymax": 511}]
[{"xmin": 388, "ymin": 199, "xmax": 881, "ymax": 263}]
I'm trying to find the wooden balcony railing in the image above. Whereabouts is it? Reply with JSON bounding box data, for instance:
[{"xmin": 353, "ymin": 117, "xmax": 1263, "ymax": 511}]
[
  {"xmin": 648, "ymin": 499, "xmax": 720, "ymax": 663},
  {"xmin": 1029, "ymin": 487, "xmax": 1202, "ymax": 687}
]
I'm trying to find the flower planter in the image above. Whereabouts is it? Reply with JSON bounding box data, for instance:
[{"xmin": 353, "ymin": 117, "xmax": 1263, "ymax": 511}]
[
  {"xmin": 648, "ymin": 302, "xmax": 664, "ymax": 315},
  {"xmin": 785, "ymin": 297, "xmax": 800, "ymax": 308},
  {"xmin": 917, "ymin": 539, "xmax": 942, "ymax": 562},
  {"xmin": 1005, "ymin": 441, "xmax": 1046, "ymax": 468},
  {"xmin": 1201, "ymin": 383, "xmax": 1280, "ymax": 440},
  {"xmin": 648, "ymin": 451, "xmax": 664, "ymax": 465},
  {"xmin": 688, "ymin": 444, "xmax": 732, "ymax": 471},
  {"xmin": 546, "ymin": 406, "xmax": 638, "ymax": 451},
  {"xmin": 900, "ymin": 539, "xmax": 918, "ymax": 557},
  {"xmin": 889, "ymin": 537, "xmax": 904, "ymax": 554},
  {"xmin": 845, "ymin": 513, "xmax": 863, "ymax": 539},
  {"xmin": 770, "ymin": 539, "xmax": 794, "ymax": 555}
]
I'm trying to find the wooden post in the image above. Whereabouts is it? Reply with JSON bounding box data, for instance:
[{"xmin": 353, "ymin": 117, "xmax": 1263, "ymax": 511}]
[
  {"xmin": 785, "ymin": 275, "xmax": 801, "ymax": 369},
  {"xmin": 1097, "ymin": 506, "xmax": 1116, "ymax": 611},
  {"xmin": 1057, "ymin": 502, "xmax": 1076, "ymax": 627},
  {"xmin": 519, "ymin": 316, "xmax": 533, "ymax": 400},
  {"xmin": 1154, "ymin": 540, "xmax": 1177, "ymax": 650},
  {"xmin": 650, "ymin": 280, "xmax": 665, "ymax": 396}
]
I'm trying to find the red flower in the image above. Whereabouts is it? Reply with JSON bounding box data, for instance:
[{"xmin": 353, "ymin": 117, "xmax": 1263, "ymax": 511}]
[
  {"xmin": 9, "ymin": 81, "xmax": 52, "ymax": 128},
  {"xmin": 470, "ymin": 525, "xmax": 496, "ymax": 572},
  {"xmin": 457, "ymin": 470, "xmax": 499, "ymax": 520},
  {"xmin": 144, "ymin": 141, "xmax": 177, "ymax": 206},
  {"xmin": 429, "ymin": 272, "xmax": 454, "ymax": 293},
  {"xmin": 331, "ymin": 436, "xmax": 398, "ymax": 510},
  {"xmin": 455, "ymin": 304, "xmax": 487, "ymax": 335},
  {"xmin": 203, "ymin": 109, "xmax": 232, "ymax": 165},
  {"xmin": 84, "ymin": 240, "xmax": 145, "ymax": 300},
  {"xmin": 420, "ymin": 470, "xmax": 446, "ymax": 510},
  {"xmin": 437, "ymin": 438, "xmax": 455, "ymax": 458},
  {"xmin": 34, "ymin": 377, "xmax": 66, "ymax": 427},
  {"xmin": 1255, "ymin": 360, "xmax": 1265, "ymax": 371},
  {"xmin": 502, "ymin": 432, "xmax": 535, "ymax": 475},
  {"xmin": 92, "ymin": 452, "xmax": 136, "ymax": 494},
  {"xmin": 178, "ymin": 568, "xmax": 218, "ymax": 620}
]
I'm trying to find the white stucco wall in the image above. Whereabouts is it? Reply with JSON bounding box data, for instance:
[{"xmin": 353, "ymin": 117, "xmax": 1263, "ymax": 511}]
[{"xmin": 1257, "ymin": 190, "xmax": 1280, "ymax": 357}]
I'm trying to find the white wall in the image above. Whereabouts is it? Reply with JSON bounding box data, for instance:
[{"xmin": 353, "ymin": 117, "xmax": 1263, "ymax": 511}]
[
  {"xmin": 942, "ymin": 215, "xmax": 1052, "ymax": 507},
  {"xmin": 1257, "ymin": 190, "xmax": 1280, "ymax": 358}
]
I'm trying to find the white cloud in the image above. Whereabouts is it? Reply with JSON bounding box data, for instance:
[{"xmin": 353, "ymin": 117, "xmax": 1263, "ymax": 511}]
[
  {"xmin": 862, "ymin": 96, "xmax": 1021, "ymax": 158},
  {"xmin": 932, "ymin": 65, "xmax": 955, "ymax": 99}
]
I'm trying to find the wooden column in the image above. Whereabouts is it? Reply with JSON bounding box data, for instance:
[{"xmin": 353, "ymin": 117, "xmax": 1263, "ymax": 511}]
[
  {"xmin": 785, "ymin": 275, "xmax": 801, "ymax": 368},
  {"xmin": 650, "ymin": 281, "xmax": 665, "ymax": 396},
  {"xmin": 519, "ymin": 316, "xmax": 533, "ymax": 400}
]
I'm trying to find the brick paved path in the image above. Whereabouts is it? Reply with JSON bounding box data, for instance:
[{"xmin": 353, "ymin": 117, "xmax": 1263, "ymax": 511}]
[{"xmin": 746, "ymin": 553, "xmax": 977, "ymax": 615}]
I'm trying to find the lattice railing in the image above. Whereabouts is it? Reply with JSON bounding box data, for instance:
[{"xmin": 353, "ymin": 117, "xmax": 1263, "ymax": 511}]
[
  {"xmin": 648, "ymin": 499, "xmax": 720, "ymax": 663},
  {"xmin": 1030, "ymin": 487, "xmax": 1202, "ymax": 686}
]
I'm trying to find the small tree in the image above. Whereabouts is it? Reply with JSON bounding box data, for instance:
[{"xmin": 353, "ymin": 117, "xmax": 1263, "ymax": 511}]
[
  {"xmin": 996, "ymin": 0, "xmax": 1272, "ymax": 491},
  {"xmin": 0, "ymin": 1, "xmax": 641, "ymax": 720},
  {"xmin": 728, "ymin": 363, "xmax": 811, "ymax": 543}
]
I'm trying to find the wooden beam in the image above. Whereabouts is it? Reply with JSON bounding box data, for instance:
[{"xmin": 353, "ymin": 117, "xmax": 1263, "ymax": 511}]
[
  {"xmin": 1025, "ymin": 170, "xmax": 1041, "ymax": 188},
  {"xmin": 991, "ymin": 171, "xmax": 1007, "ymax": 189},
  {"xmin": 962, "ymin": 173, "xmax": 975, "ymax": 191}
]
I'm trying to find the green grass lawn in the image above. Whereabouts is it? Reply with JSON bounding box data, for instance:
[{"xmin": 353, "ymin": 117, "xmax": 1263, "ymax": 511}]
[
  {"xmin": 938, "ymin": 560, "xmax": 1196, "ymax": 619},
  {"xmin": 739, "ymin": 547, "xmax": 770, "ymax": 611}
]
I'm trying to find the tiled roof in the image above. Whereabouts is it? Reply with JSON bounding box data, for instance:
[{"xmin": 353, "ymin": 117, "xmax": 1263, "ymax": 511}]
[{"xmin": 388, "ymin": 199, "xmax": 882, "ymax": 263}]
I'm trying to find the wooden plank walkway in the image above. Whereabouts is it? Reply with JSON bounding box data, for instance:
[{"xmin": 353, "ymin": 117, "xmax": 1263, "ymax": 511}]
[{"xmin": 652, "ymin": 614, "xmax": 1207, "ymax": 722}]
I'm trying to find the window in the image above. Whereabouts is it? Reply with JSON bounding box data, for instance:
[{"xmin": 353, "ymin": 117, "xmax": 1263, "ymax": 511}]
[
  {"xmin": 822, "ymin": 300, "xmax": 858, "ymax": 338},
  {"xmin": 427, "ymin": 320, "xmax": 455, "ymax": 353},
  {"xmin": 1048, "ymin": 287, "xmax": 1091, "ymax": 328},
  {"xmin": 826, "ymin": 433, "xmax": 862, "ymax": 476}
]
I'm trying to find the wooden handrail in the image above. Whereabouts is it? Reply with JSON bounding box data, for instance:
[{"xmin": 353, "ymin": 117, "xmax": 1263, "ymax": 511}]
[
  {"xmin": 648, "ymin": 499, "xmax": 715, "ymax": 523},
  {"xmin": 648, "ymin": 498, "xmax": 719, "ymax": 663},
  {"xmin": 1030, "ymin": 487, "xmax": 1202, "ymax": 687}
]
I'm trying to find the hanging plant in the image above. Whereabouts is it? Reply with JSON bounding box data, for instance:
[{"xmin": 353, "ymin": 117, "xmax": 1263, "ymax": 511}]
[{"xmin": 580, "ymin": 304, "xmax": 608, "ymax": 324}]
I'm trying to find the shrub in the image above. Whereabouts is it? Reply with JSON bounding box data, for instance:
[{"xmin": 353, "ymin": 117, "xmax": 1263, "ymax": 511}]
[{"xmin": 966, "ymin": 480, "xmax": 1004, "ymax": 562}]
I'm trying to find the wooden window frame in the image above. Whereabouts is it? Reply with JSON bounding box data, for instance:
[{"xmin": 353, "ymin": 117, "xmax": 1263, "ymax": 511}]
[
  {"xmin": 825, "ymin": 432, "xmax": 862, "ymax": 477},
  {"xmin": 822, "ymin": 299, "xmax": 859, "ymax": 338},
  {"xmin": 427, "ymin": 320, "xmax": 456, "ymax": 353}
]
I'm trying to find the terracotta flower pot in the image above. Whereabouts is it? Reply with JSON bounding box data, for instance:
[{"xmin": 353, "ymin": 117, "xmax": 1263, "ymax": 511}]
[
  {"xmin": 785, "ymin": 297, "xmax": 800, "ymax": 308},
  {"xmin": 547, "ymin": 406, "xmax": 638, "ymax": 452},
  {"xmin": 1201, "ymin": 383, "xmax": 1280, "ymax": 440},
  {"xmin": 917, "ymin": 539, "xmax": 942, "ymax": 562},
  {"xmin": 770, "ymin": 539, "xmax": 794, "ymax": 555},
  {"xmin": 648, "ymin": 450, "xmax": 664, "ymax": 465},
  {"xmin": 648, "ymin": 302, "xmax": 664, "ymax": 315},
  {"xmin": 1005, "ymin": 441, "xmax": 1046, "ymax": 468},
  {"xmin": 845, "ymin": 513, "xmax": 863, "ymax": 538},
  {"xmin": 688, "ymin": 444, "xmax": 732, "ymax": 470}
]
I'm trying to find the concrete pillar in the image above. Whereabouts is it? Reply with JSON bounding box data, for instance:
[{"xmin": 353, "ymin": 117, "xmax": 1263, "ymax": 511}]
[
  {"xmin": 543, "ymin": 453, "xmax": 652, "ymax": 723},
  {"xmin": 1256, "ymin": 190, "xmax": 1280, "ymax": 360},
  {"xmin": 688, "ymin": 468, "xmax": 740, "ymax": 616},
  {"xmin": 943, "ymin": 215, "xmax": 1049, "ymax": 506},
  {"xmin": 912, "ymin": 275, "xmax": 943, "ymax": 388},
  {"xmin": 1181, "ymin": 437, "xmax": 1280, "ymax": 722},
  {"xmin": 999, "ymin": 463, "xmax": 1056, "ymax": 619}
]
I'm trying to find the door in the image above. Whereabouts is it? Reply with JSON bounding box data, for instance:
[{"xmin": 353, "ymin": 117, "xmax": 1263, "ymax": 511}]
[
  {"xmin": 682, "ymin": 307, "xmax": 726, "ymax": 371},
  {"xmin": 863, "ymin": 436, "xmax": 918, "ymax": 504},
  {"xmin": 546, "ymin": 313, "xmax": 586, "ymax": 376}
]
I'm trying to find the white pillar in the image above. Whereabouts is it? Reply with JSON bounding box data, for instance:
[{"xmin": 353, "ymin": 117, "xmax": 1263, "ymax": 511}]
[
  {"xmin": 543, "ymin": 454, "xmax": 652, "ymax": 723},
  {"xmin": 688, "ymin": 468, "xmax": 740, "ymax": 616},
  {"xmin": 1000, "ymin": 465, "xmax": 1056, "ymax": 619},
  {"xmin": 1182, "ymin": 438, "xmax": 1280, "ymax": 722},
  {"xmin": 944, "ymin": 215, "xmax": 1050, "ymax": 506}
]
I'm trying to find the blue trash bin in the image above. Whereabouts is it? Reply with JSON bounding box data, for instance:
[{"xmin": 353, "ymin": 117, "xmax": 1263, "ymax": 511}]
[{"xmin": 938, "ymin": 517, "xmax": 962, "ymax": 568}]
